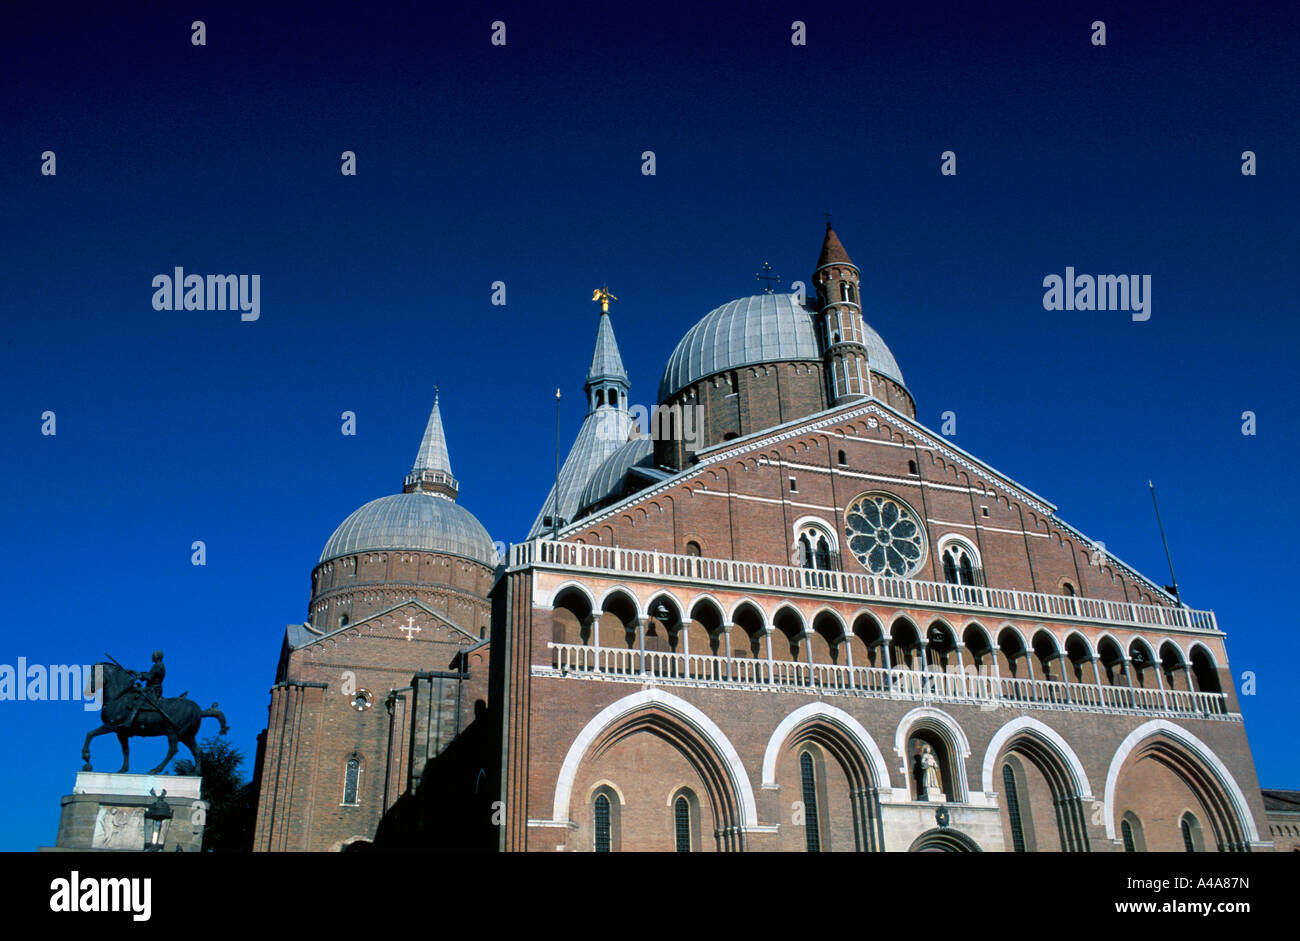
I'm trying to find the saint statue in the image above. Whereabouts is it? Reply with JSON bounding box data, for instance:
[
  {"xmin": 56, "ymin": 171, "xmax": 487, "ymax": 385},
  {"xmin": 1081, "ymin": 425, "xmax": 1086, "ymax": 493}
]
[{"xmin": 918, "ymin": 743, "xmax": 942, "ymax": 795}]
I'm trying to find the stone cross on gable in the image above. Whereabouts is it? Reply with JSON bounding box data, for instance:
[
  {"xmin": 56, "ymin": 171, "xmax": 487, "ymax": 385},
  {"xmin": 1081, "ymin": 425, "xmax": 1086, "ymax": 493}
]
[{"xmin": 399, "ymin": 616, "xmax": 421, "ymax": 641}]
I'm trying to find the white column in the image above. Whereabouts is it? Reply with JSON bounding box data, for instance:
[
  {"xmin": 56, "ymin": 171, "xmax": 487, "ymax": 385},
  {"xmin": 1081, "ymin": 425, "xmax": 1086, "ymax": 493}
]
[
  {"xmin": 722, "ymin": 623, "xmax": 734, "ymax": 683},
  {"xmin": 991, "ymin": 644, "xmax": 1002, "ymax": 702},
  {"xmin": 764, "ymin": 628, "xmax": 774, "ymax": 684},
  {"xmin": 1118, "ymin": 656, "xmax": 1134, "ymax": 709},
  {"xmin": 800, "ymin": 631, "xmax": 814, "ymax": 688},
  {"xmin": 1091, "ymin": 656, "xmax": 1106, "ymax": 707},
  {"xmin": 1151, "ymin": 656, "xmax": 1170, "ymax": 712}
]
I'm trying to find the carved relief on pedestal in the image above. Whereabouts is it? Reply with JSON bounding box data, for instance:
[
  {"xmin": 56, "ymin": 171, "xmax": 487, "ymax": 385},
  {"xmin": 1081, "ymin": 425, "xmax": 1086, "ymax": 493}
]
[{"xmin": 92, "ymin": 805, "xmax": 147, "ymax": 849}]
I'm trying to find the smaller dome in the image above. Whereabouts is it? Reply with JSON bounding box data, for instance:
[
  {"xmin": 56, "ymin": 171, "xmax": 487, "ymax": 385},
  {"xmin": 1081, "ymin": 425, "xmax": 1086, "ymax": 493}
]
[
  {"xmin": 578, "ymin": 437, "xmax": 654, "ymax": 514},
  {"xmin": 319, "ymin": 492, "xmax": 497, "ymax": 567}
]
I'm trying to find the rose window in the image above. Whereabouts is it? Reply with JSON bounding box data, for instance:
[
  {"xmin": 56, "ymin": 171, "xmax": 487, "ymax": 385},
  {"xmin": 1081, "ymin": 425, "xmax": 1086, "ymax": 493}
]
[{"xmin": 844, "ymin": 492, "xmax": 926, "ymax": 577}]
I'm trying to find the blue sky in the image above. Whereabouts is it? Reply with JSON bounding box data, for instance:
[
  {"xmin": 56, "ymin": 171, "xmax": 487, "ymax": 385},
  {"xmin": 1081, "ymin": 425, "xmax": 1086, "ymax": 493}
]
[{"xmin": 2, "ymin": 0, "xmax": 1297, "ymax": 850}]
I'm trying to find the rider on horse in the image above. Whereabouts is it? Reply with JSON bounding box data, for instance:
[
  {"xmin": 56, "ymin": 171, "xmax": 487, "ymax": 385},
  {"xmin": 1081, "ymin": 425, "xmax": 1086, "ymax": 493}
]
[{"xmin": 125, "ymin": 650, "xmax": 166, "ymax": 729}]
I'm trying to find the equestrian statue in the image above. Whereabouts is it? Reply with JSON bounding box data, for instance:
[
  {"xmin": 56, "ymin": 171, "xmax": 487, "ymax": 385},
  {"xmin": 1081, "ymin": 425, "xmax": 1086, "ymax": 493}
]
[{"xmin": 81, "ymin": 651, "xmax": 229, "ymax": 775}]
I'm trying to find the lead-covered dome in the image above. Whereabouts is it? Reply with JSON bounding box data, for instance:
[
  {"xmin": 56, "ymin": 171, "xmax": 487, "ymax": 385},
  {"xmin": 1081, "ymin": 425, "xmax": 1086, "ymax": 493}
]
[
  {"xmin": 578, "ymin": 436, "xmax": 654, "ymax": 514},
  {"xmin": 319, "ymin": 492, "xmax": 498, "ymax": 567},
  {"xmin": 659, "ymin": 294, "xmax": 818, "ymax": 402},
  {"xmin": 658, "ymin": 292, "xmax": 905, "ymax": 402}
]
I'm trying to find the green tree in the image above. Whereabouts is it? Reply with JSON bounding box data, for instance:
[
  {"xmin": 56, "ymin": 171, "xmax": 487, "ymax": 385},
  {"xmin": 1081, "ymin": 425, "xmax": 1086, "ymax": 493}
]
[{"xmin": 173, "ymin": 736, "xmax": 258, "ymax": 851}]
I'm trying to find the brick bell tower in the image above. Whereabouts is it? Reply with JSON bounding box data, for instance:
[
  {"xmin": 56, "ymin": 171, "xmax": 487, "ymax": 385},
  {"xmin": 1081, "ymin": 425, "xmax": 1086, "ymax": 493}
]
[{"xmin": 814, "ymin": 222, "xmax": 872, "ymax": 404}]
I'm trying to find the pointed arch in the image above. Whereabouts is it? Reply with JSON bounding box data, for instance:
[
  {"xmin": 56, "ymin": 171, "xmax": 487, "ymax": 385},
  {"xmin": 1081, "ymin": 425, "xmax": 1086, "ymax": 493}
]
[
  {"xmin": 962, "ymin": 620, "xmax": 995, "ymax": 658},
  {"xmin": 762, "ymin": 703, "xmax": 891, "ymax": 789},
  {"xmin": 995, "ymin": 622, "xmax": 1029, "ymax": 651},
  {"xmin": 548, "ymin": 581, "xmax": 596, "ymax": 619},
  {"xmin": 1188, "ymin": 644, "xmax": 1223, "ymax": 694},
  {"xmin": 923, "ymin": 616, "xmax": 958, "ymax": 644},
  {"xmin": 981, "ymin": 716, "xmax": 1093, "ymax": 798},
  {"xmin": 1102, "ymin": 719, "xmax": 1260, "ymax": 847},
  {"xmin": 763, "ymin": 703, "xmax": 892, "ymax": 851},
  {"xmin": 1030, "ymin": 627, "xmax": 1061, "ymax": 657},
  {"xmin": 598, "ymin": 586, "xmax": 643, "ymax": 620},
  {"xmin": 645, "ymin": 591, "xmax": 683, "ymax": 626},
  {"xmin": 809, "ymin": 606, "xmax": 847, "ymax": 637},
  {"xmin": 1063, "ymin": 630, "xmax": 1095, "ymax": 661},
  {"xmin": 771, "ymin": 603, "xmax": 807, "ymax": 634},
  {"xmin": 728, "ymin": 598, "xmax": 767, "ymax": 629},
  {"xmin": 687, "ymin": 594, "xmax": 725, "ymax": 627},
  {"xmin": 888, "ymin": 613, "xmax": 922, "ymax": 637},
  {"xmin": 550, "ymin": 688, "xmax": 759, "ymax": 831}
]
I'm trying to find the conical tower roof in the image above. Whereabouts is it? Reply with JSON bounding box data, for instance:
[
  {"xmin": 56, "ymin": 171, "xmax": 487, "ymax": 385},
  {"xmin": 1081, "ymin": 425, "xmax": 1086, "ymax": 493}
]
[
  {"xmin": 530, "ymin": 302, "xmax": 634, "ymax": 538},
  {"xmin": 586, "ymin": 309, "xmax": 628, "ymax": 386},
  {"xmin": 404, "ymin": 393, "xmax": 458, "ymax": 498},
  {"xmin": 816, "ymin": 221, "xmax": 855, "ymax": 270}
]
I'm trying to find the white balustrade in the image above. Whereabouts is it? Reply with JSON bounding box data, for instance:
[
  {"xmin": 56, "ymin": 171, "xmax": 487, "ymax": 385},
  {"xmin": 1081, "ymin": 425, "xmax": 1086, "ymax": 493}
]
[
  {"xmin": 511, "ymin": 540, "xmax": 1218, "ymax": 634},
  {"xmin": 545, "ymin": 641, "xmax": 1232, "ymax": 719}
]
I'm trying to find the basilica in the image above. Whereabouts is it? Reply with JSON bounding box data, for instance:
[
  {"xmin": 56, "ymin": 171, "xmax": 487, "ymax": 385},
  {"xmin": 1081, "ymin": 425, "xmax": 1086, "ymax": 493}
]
[{"xmin": 252, "ymin": 223, "xmax": 1285, "ymax": 852}]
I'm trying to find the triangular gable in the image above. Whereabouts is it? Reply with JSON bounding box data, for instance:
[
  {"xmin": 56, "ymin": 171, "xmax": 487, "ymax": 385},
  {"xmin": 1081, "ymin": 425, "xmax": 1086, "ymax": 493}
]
[
  {"xmin": 557, "ymin": 396, "xmax": 1177, "ymax": 605},
  {"xmin": 288, "ymin": 598, "xmax": 478, "ymax": 650}
]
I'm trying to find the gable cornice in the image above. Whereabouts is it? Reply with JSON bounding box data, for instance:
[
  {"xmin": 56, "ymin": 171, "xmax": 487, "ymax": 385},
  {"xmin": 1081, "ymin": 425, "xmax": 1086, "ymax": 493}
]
[
  {"xmin": 555, "ymin": 397, "xmax": 1178, "ymax": 607},
  {"xmin": 291, "ymin": 597, "xmax": 474, "ymax": 649}
]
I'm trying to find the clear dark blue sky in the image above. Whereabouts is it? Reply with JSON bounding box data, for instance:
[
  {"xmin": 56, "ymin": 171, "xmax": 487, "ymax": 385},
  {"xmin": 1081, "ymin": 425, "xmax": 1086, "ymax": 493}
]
[{"xmin": 2, "ymin": 1, "xmax": 1297, "ymax": 850}]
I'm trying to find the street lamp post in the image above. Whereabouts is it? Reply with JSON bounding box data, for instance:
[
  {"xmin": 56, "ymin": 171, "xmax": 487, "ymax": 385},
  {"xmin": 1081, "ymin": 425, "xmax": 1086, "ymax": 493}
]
[{"xmin": 144, "ymin": 788, "xmax": 173, "ymax": 852}]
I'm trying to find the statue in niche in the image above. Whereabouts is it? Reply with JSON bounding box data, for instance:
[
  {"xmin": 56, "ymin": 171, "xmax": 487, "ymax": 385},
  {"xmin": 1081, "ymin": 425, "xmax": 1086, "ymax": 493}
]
[{"xmin": 917, "ymin": 743, "xmax": 942, "ymax": 797}]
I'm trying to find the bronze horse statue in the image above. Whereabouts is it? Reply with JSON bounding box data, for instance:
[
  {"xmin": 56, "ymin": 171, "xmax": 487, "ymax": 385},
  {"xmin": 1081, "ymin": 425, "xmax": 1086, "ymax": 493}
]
[{"xmin": 82, "ymin": 662, "xmax": 229, "ymax": 774}]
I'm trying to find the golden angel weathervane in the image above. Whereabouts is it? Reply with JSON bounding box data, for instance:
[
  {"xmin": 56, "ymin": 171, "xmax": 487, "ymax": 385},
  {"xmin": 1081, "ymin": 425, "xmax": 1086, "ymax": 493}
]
[{"xmin": 592, "ymin": 285, "xmax": 618, "ymax": 313}]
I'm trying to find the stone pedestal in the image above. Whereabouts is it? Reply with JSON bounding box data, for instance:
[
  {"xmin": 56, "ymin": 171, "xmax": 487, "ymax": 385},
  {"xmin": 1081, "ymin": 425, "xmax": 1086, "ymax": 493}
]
[
  {"xmin": 923, "ymin": 786, "xmax": 945, "ymax": 802},
  {"xmin": 43, "ymin": 773, "xmax": 207, "ymax": 852}
]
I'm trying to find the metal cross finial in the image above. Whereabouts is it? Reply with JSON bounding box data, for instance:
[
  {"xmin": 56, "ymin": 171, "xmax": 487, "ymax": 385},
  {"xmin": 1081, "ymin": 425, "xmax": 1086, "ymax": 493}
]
[
  {"xmin": 592, "ymin": 285, "xmax": 618, "ymax": 313},
  {"xmin": 756, "ymin": 262, "xmax": 781, "ymax": 294},
  {"xmin": 824, "ymin": 210, "xmax": 832, "ymax": 225}
]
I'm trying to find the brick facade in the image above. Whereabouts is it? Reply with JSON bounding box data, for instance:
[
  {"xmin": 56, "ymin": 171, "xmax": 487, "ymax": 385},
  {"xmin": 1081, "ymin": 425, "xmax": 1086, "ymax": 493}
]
[
  {"xmin": 253, "ymin": 223, "xmax": 1280, "ymax": 854},
  {"xmin": 254, "ymin": 551, "xmax": 495, "ymax": 852}
]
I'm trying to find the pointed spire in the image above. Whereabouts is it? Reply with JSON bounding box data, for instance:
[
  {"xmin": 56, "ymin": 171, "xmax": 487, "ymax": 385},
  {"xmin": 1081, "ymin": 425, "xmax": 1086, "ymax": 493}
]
[
  {"xmin": 529, "ymin": 292, "xmax": 636, "ymax": 537},
  {"xmin": 587, "ymin": 308, "xmax": 628, "ymax": 386},
  {"xmin": 816, "ymin": 221, "xmax": 854, "ymax": 270},
  {"xmin": 584, "ymin": 290, "xmax": 630, "ymax": 416},
  {"xmin": 404, "ymin": 391, "xmax": 458, "ymax": 499}
]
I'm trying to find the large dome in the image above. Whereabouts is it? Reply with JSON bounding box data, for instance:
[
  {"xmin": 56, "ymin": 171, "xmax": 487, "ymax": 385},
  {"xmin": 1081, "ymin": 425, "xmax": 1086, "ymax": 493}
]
[
  {"xmin": 319, "ymin": 492, "xmax": 498, "ymax": 567},
  {"xmin": 658, "ymin": 292, "xmax": 905, "ymax": 401}
]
